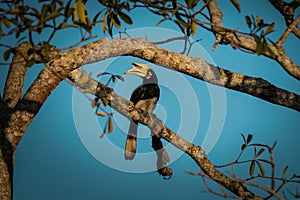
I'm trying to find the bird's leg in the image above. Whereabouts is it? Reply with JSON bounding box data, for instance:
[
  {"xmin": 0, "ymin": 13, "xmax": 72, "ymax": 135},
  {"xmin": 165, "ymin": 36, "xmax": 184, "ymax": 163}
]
[{"xmin": 151, "ymin": 133, "xmax": 173, "ymax": 179}]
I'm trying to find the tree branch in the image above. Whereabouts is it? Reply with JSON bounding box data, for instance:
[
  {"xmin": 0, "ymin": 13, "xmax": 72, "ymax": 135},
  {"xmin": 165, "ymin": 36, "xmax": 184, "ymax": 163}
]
[
  {"xmin": 203, "ymin": 0, "xmax": 300, "ymax": 80},
  {"xmin": 268, "ymin": 0, "xmax": 300, "ymax": 39},
  {"xmin": 83, "ymin": 38, "xmax": 300, "ymax": 111},
  {"xmin": 2, "ymin": 43, "xmax": 30, "ymax": 108},
  {"xmin": 3, "ymin": 39, "xmax": 109, "ymax": 148},
  {"xmin": 277, "ymin": 15, "xmax": 300, "ymax": 46},
  {"xmin": 4, "ymin": 37, "xmax": 300, "ymax": 152},
  {"xmin": 67, "ymin": 69, "xmax": 264, "ymax": 200}
]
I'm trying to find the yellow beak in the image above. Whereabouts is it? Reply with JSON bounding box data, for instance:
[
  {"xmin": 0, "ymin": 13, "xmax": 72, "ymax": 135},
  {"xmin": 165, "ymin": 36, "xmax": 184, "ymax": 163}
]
[{"xmin": 124, "ymin": 62, "xmax": 149, "ymax": 78}]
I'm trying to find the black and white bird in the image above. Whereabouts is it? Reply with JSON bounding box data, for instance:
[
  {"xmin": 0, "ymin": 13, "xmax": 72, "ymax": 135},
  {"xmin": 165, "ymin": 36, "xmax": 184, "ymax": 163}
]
[{"xmin": 123, "ymin": 62, "xmax": 160, "ymax": 160}]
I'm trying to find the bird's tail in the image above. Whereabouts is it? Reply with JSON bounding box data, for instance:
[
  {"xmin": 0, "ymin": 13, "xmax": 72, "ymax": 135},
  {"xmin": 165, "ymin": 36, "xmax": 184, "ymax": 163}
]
[{"xmin": 124, "ymin": 121, "xmax": 138, "ymax": 160}]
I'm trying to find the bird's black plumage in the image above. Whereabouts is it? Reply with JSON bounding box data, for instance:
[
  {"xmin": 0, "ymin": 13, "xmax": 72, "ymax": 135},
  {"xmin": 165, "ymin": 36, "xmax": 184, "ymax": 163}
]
[
  {"xmin": 130, "ymin": 83, "xmax": 160, "ymax": 104},
  {"xmin": 124, "ymin": 64, "xmax": 160, "ymax": 160}
]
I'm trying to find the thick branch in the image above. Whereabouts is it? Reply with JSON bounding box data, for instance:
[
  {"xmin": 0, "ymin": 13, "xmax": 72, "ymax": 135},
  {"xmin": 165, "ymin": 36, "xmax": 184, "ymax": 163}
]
[
  {"xmin": 82, "ymin": 38, "xmax": 300, "ymax": 112},
  {"xmin": 2, "ymin": 43, "xmax": 30, "ymax": 108},
  {"xmin": 3, "ymin": 39, "xmax": 109, "ymax": 148},
  {"xmin": 68, "ymin": 69, "xmax": 264, "ymax": 200},
  {"xmin": 1, "ymin": 42, "xmax": 37, "ymax": 200},
  {"xmin": 0, "ymin": 100, "xmax": 13, "ymax": 200}
]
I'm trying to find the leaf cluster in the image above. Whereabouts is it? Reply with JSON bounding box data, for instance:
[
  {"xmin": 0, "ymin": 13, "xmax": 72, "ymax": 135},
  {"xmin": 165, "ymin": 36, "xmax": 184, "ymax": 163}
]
[
  {"xmin": 93, "ymin": 95, "xmax": 114, "ymax": 139},
  {"xmin": 96, "ymin": 0, "xmax": 132, "ymax": 37},
  {"xmin": 240, "ymin": 134, "xmax": 267, "ymax": 177},
  {"xmin": 244, "ymin": 15, "xmax": 276, "ymax": 56},
  {"xmin": 92, "ymin": 71, "xmax": 124, "ymax": 138},
  {"xmin": 96, "ymin": 71, "xmax": 124, "ymax": 86}
]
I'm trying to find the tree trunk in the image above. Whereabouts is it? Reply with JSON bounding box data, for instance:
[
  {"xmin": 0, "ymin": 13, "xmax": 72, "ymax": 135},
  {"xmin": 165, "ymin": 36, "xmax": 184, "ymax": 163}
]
[
  {"xmin": 0, "ymin": 146, "xmax": 13, "ymax": 200},
  {"xmin": 0, "ymin": 102, "xmax": 14, "ymax": 200}
]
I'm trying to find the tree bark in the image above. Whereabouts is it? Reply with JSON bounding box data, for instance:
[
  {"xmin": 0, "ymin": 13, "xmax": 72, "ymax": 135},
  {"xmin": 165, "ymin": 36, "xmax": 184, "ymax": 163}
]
[{"xmin": 0, "ymin": 102, "xmax": 14, "ymax": 200}]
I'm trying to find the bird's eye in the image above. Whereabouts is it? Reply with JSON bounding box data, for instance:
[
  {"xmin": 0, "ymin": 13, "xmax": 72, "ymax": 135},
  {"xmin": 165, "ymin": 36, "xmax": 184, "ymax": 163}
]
[{"xmin": 133, "ymin": 63, "xmax": 142, "ymax": 68}]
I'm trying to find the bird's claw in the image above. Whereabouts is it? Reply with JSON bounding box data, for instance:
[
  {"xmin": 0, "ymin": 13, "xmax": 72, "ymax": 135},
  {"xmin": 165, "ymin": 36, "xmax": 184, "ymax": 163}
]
[{"xmin": 157, "ymin": 166, "xmax": 173, "ymax": 180}]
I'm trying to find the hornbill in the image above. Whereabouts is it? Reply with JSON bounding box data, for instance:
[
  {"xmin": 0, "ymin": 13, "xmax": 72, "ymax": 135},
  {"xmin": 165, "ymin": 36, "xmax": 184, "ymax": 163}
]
[{"xmin": 124, "ymin": 62, "xmax": 160, "ymax": 160}]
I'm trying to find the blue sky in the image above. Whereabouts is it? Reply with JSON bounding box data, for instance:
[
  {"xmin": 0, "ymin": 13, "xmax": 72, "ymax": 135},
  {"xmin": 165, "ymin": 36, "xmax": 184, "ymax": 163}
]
[{"xmin": 1, "ymin": 1, "xmax": 300, "ymax": 199}]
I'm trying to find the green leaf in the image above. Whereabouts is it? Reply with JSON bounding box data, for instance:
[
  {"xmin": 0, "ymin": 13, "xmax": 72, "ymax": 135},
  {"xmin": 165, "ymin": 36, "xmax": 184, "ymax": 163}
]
[
  {"xmin": 101, "ymin": 97, "xmax": 109, "ymax": 106},
  {"xmin": 254, "ymin": 36, "xmax": 263, "ymax": 56},
  {"xmin": 92, "ymin": 9, "xmax": 104, "ymax": 24},
  {"xmin": 25, "ymin": 60, "xmax": 35, "ymax": 68},
  {"xmin": 256, "ymin": 40, "xmax": 263, "ymax": 55},
  {"xmin": 43, "ymin": 41, "xmax": 51, "ymax": 54},
  {"xmin": 64, "ymin": 0, "xmax": 72, "ymax": 17},
  {"xmin": 264, "ymin": 43, "xmax": 275, "ymax": 58},
  {"xmin": 251, "ymin": 15, "xmax": 256, "ymax": 29},
  {"xmin": 256, "ymin": 15, "xmax": 261, "ymax": 25},
  {"xmin": 175, "ymin": 19, "xmax": 189, "ymax": 29},
  {"xmin": 115, "ymin": 75, "xmax": 125, "ymax": 82},
  {"xmin": 255, "ymin": 148, "xmax": 265, "ymax": 158},
  {"xmin": 9, "ymin": 9, "xmax": 20, "ymax": 14},
  {"xmin": 3, "ymin": 17, "xmax": 11, "ymax": 28},
  {"xmin": 96, "ymin": 71, "xmax": 111, "ymax": 77},
  {"xmin": 111, "ymin": 13, "xmax": 121, "ymax": 29},
  {"xmin": 91, "ymin": 99, "xmax": 100, "ymax": 108},
  {"xmin": 249, "ymin": 160, "xmax": 255, "ymax": 176},
  {"xmin": 101, "ymin": 13, "xmax": 107, "ymax": 33},
  {"xmin": 66, "ymin": 8, "xmax": 74, "ymax": 19},
  {"xmin": 44, "ymin": 11, "xmax": 60, "ymax": 22},
  {"xmin": 74, "ymin": 0, "xmax": 87, "ymax": 24},
  {"xmin": 230, "ymin": 0, "xmax": 241, "ymax": 13},
  {"xmin": 282, "ymin": 166, "xmax": 288, "ymax": 177},
  {"xmin": 108, "ymin": 117, "xmax": 114, "ymax": 133},
  {"xmin": 245, "ymin": 16, "xmax": 252, "ymax": 29},
  {"xmin": 258, "ymin": 158, "xmax": 272, "ymax": 165},
  {"xmin": 247, "ymin": 134, "xmax": 253, "ymax": 144},
  {"xmin": 191, "ymin": 20, "xmax": 197, "ymax": 35},
  {"xmin": 256, "ymin": 161, "xmax": 265, "ymax": 176},
  {"xmin": 96, "ymin": 111, "xmax": 107, "ymax": 117},
  {"xmin": 241, "ymin": 144, "xmax": 246, "ymax": 150},
  {"xmin": 241, "ymin": 133, "xmax": 246, "ymax": 144},
  {"xmin": 99, "ymin": 122, "xmax": 108, "ymax": 139},
  {"xmin": 253, "ymin": 146, "xmax": 257, "ymax": 157},
  {"xmin": 118, "ymin": 11, "xmax": 132, "ymax": 24},
  {"xmin": 185, "ymin": 0, "xmax": 199, "ymax": 8},
  {"xmin": 106, "ymin": 13, "xmax": 113, "ymax": 36},
  {"xmin": 264, "ymin": 22, "xmax": 275, "ymax": 36},
  {"xmin": 4, "ymin": 48, "xmax": 12, "ymax": 61}
]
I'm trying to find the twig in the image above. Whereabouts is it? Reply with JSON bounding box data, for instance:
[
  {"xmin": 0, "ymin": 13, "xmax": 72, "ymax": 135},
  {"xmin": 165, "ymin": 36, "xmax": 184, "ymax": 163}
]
[
  {"xmin": 59, "ymin": 34, "xmax": 97, "ymax": 50},
  {"xmin": 151, "ymin": 36, "xmax": 186, "ymax": 45},
  {"xmin": 233, "ymin": 176, "xmax": 283, "ymax": 200}
]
